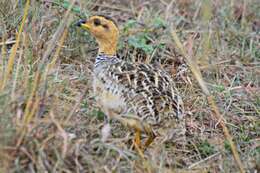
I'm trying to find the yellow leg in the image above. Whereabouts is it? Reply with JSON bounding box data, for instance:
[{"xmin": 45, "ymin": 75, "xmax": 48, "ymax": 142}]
[
  {"xmin": 143, "ymin": 124, "xmax": 156, "ymax": 149},
  {"xmin": 115, "ymin": 116, "xmax": 156, "ymax": 150},
  {"xmin": 133, "ymin": 129, "xmax": 145, "ymax": 157},
  {"xmin": 144, "ymin": 133, "xmax": 156, "ymax": 148},
  {"xmin": 134, "ymin": 129, "xmax": 141, "ymax": 148}
]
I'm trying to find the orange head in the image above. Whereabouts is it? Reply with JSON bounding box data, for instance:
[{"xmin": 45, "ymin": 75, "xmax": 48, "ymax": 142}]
[{"xmin": 77, "ymin": 15, "xmax": 119, "ymax": 56}]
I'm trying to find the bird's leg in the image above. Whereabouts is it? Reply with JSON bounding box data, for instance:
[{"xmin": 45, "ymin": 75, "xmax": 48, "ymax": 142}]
[
  {"xmin": 101, "ymin": 109, "xmax": 112, "ymax": 142},
  {"xmin": 133, "ymin": 128, "xmax": 145, "ymax": 158},
  {"xmin": 143, "ymin": 123, "xmax": 156, "ymax": 149},
  {"xmin": 134, "ymin": 129, "xmax": 141, "ymax": 148},
  {"xmin": 115, "ymin": 116, "xmax": 144, "ymax": 152},
  {"xmin": 122, "ymin": 118, "xmax": 143, "ymax": 151},
  {"xmin": 144, "ymin": 133, "xmax": 156, "ymax": 148},
  {"xmin": 115, "ymin": 116, "xmax": 155, "ymax": 151}
]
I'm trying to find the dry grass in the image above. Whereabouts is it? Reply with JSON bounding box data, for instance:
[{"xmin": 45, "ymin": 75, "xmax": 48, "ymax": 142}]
[{"xmin": 0, "ymin": 0, "xmax": 259, "ymax": 172}]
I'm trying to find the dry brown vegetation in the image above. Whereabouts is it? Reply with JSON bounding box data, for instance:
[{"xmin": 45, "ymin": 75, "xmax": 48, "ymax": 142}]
[{"xmin": 0, "ymin": 0, "xmax": 259, "ymax": 172}]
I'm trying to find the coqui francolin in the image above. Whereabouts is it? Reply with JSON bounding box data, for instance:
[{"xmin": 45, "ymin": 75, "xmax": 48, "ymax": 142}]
[{"xmin": 77, "ymin": 15, "xmax": 185, "ymax": 150}]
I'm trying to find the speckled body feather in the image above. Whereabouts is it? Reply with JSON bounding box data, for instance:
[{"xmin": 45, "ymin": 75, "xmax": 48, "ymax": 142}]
[
  {"xmin": 77, "ymin": 15, "xmax": 185, "ymax": 146},
  {"xmin": 93, "ymin": 53, "xmax": 184, "ymax": 126}
]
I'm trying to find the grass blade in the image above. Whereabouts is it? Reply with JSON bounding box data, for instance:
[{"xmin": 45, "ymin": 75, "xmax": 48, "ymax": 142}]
[{"xmin": 171, "ymin": 30, "xmax": 245, "ymax": 173}]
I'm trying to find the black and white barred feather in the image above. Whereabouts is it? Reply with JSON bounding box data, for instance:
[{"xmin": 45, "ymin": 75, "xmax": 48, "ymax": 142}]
[{"xmin": 93, "ymin": 53, "xmax": 184, "ymax": 125}]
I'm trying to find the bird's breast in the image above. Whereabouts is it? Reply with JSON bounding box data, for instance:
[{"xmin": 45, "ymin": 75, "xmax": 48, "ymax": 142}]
[{"xmin": 93, "ymin": 78, "xmax": 126, "ymax": 116}]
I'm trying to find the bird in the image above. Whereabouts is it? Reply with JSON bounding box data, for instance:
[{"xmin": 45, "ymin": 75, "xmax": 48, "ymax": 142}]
[{"xmin": 77, "ymin": 15, "xmax": 184, "ymax": 150}]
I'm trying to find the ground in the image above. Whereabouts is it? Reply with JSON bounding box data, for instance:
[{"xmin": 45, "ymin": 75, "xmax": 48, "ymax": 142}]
[{"xmin": 0, "ymin": 0, "xmax": 259, "ymax": 172}]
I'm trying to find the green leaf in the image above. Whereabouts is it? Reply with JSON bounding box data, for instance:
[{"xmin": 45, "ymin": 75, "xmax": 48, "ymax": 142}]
[
  {"xmin": 127, "ymin": 34, "xmax": 154, "ymax": 54},
  {"xmin": 54, "ymin": 0, "xmax": 81, "ymax": 14},
  {"xmin": 198, "ymin": 140, "xmax": 216, "ymax": 157},
  {"xmin": 214, "ymin": 84, "xmax": 225, "ymax": 92},
  {"xmin": 91, "ymin": 109, "xmax": 105, "ymax": 120},
  {"xmin": 152, "ymin": 17, "xmax": 166, "ymax": 28},
  {"xmin": 224, "ymin": 140, "xmax": 231, "ymax": 152},
  {"xmin": 123, "ymin": 19, "xmax": 137, "ymax": 32}
]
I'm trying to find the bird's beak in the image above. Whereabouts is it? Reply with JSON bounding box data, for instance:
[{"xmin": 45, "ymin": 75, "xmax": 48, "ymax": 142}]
[{"xmin": 76, "ymin": 19, "xmax": 90, "ymax": 30}]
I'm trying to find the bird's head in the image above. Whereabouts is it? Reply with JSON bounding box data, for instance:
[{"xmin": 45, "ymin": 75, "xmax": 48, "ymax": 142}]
[{"xmin": 77, "ymin": 15, "xmax": 119, "ymax": 55}]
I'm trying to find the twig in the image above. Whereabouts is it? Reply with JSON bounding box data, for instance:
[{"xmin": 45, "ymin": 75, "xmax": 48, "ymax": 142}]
[
  {"xmin": 0, "ymin": 40, "xmax": 16, "ymax": 46},
  {"xmin": 188, "ymin": 152, "xmax": 221, "ymax": 169},
  {"xmin": 64, "ymin": 86, "xmax": 88, "ymax": 124},
  {"xmin": 171, "ymin": 31, "xmax": 245, "ymax": 173},
  {"xmin": 50, "ymin": 112, "xmax": 68, "ymax": 158},
  {"xmin": 89, "ymin": 2, "xmax": 133, "ymax": 14}
]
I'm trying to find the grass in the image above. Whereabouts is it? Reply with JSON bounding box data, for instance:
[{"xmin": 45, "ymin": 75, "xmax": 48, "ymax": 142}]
[{"xmin": 0, "ymin": 0, "xmax": 259, "ymax": 172}]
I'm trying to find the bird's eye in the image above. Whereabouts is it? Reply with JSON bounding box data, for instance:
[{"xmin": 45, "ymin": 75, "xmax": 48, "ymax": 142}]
[
  {"xmin": 103, "ymin": 24, "xmax": 109, "ymax": 29},
  {"xmin": 93, "ymin": 18, "xmax": 101, "ymax": 26}
]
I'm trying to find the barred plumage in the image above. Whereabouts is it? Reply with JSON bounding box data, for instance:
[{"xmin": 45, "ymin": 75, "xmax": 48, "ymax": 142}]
[
  {"xmin": 94, "ymin": 54, "xmax": 184, "ymax": 123},
  {"xmin": 78, "ymin": 15, "xmax": 184, "ymax": 149}
]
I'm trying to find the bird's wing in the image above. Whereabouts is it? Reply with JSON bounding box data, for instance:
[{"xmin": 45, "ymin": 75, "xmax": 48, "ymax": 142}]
[{"xmin": 102, "ymin": 61, "xmax": 184, "ymax": 124}]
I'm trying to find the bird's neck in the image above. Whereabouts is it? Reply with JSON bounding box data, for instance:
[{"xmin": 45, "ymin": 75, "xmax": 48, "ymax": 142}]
[
  {"xmin": 97, "ymin": 39, "xmax": 117, "ymax": 56},
  {"xmin": 95, "ymin": 51, "xmax": 119, "ymax": 68}
]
